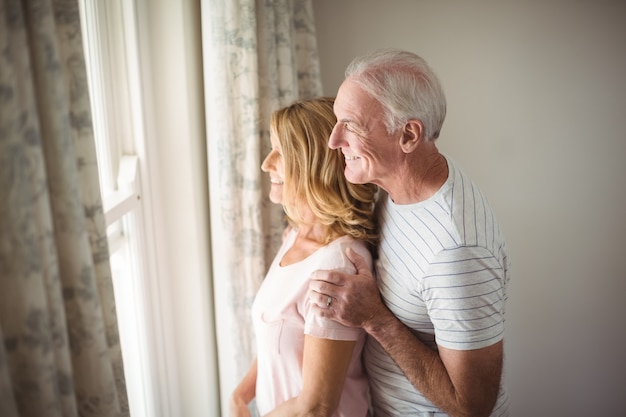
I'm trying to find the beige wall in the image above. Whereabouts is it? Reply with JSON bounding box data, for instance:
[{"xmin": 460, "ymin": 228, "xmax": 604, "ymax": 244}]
[{"xmin": 313, "ymin": 1, "xmax": 626, "ymax": 415}]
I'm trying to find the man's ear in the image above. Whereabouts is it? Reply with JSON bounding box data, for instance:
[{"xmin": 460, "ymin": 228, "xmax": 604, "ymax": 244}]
[{"xmin": 399, "ymin": 120, "xmax": 423, "ymax": 153}]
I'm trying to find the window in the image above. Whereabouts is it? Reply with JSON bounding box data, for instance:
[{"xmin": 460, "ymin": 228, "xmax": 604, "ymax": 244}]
[
  {"xmin": 79, "ymin": 1, "xmax": 157, "ymax": 415},
  {"xmin": 80, "ymin": 1, "xmax": 220, "ymax": 414}
]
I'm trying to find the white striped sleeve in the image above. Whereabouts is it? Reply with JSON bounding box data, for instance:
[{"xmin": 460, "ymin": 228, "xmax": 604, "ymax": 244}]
[{"xmin": 421, "ymin": 245, "xmax": 507, "ymax": 350}]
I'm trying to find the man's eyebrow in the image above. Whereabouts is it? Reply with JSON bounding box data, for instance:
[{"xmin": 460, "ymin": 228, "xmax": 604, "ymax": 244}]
[
  {"xmin": 341, "ymin": 118, "xmax": 368, "ymax": 135},
  {"xmin": 340, "ymin": 118, "xmax": 362, "ymax": 128}
]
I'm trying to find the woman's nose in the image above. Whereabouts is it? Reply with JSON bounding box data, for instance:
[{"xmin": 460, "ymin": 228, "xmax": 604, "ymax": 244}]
[{"xmin": 261, "ymin": 154, "xmax": 271, "ymax": 172}]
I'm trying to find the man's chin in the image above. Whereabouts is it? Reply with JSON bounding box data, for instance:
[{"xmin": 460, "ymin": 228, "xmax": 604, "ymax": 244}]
[{"xmin": 344, "ymin": 169, "xmax": 367, "ymax": 185}]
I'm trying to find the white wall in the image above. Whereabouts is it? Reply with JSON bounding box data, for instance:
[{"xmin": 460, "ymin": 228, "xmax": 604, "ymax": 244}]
[{"xmin": 313, "ymin": 1, "xmax": 626, "ymax": 415}]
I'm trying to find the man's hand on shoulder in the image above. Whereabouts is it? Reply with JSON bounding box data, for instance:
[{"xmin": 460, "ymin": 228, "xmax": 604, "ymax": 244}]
[{"xmin": 308, "ymin": 247, "xmax": 390, "ymax": 330}]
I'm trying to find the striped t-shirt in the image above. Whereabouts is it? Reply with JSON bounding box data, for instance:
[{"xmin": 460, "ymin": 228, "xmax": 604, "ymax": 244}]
[{"xmin": 365, "ymin": 155, "xmax": 510, "ymax": 416}]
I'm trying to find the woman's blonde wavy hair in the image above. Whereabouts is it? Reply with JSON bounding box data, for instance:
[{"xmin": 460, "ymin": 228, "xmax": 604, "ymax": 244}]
[{"xmin": 270, "ymin": 97, "xmax": 379, "ymax": 248}]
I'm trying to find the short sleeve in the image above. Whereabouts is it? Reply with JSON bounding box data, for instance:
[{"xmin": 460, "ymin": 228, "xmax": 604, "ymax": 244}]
[
  {"xmin": 423, "ymin": 245, "xmax": 507, "ymax": 350},
  {"xmin": 303, "ymin": 238, "xmax": 371, "ymax": 341}
]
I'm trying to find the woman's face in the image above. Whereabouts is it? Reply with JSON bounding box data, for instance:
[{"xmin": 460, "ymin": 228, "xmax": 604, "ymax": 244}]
[{"xmin": 261, "ymin": 132, "xmax": 285, "ymax": 205}]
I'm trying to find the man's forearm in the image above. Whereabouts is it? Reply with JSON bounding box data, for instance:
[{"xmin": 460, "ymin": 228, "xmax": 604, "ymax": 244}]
[{"xmin": 365, "ymin": 309, "xmax": 498, "ymax": 417}]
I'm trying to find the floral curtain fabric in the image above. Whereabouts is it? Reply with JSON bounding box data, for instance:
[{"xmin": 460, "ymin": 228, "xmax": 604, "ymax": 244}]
[
  {"xmin": 0, "ymin": 0, "xmax": 128, "ymax": 416},
  {"xmin": 201, "ymin": 0, "xmax": 322, "ymax": 413}
]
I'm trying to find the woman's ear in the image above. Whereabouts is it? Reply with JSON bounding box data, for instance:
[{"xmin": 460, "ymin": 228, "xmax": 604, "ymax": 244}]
[{"xmin": 399, "ymin": 120, "xmax": 423, "ymax": 153}]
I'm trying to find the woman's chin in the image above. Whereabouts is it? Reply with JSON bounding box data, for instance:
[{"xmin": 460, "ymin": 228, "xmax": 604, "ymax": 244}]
[{"xmin": 268, "ymin": 190, "xmax": 282, "ymax": 205}]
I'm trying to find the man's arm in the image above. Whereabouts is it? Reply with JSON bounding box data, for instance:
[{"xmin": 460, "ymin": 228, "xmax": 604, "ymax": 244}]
[
  {"xmin": 366, "ymin": 305, "xmax": 502, "ymax": 417},
  {"xmin": 309, "ymin": 247, "xmax": 502, "ymax": 417}
]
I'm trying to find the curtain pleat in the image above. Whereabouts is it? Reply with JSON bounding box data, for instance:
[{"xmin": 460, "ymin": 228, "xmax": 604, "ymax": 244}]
[{"xmin": 0, "ymin": 0, "xmax": 128, "ymax": 416}]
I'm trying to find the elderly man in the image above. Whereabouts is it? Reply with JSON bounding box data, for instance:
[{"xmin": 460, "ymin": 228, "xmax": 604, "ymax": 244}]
[{"xmin": 310, "ymin": 49, "xmax": 510, "ymax": 417}]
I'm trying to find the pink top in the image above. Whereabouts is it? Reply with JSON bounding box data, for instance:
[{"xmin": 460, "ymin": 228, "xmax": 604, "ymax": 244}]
[{"xmin": 252, "ymin": 229, "xmax": 371, "ymax": 417}]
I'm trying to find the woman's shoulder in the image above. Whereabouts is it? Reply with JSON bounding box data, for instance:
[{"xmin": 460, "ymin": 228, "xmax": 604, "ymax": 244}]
[{"xmin": 319, "ymin": 235, "xmax": 373, "ymax": 271}]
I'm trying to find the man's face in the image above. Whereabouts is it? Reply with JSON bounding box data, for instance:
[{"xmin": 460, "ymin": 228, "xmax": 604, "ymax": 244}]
[{"xmin": 329, "ymin": 78, "xmax": 401, "ymax": 187}]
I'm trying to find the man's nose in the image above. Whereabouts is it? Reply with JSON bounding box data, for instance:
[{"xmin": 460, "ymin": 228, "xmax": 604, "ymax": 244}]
[{"xmin": 328, "ymin": 124, "xmax": 341, "ymax": 149}]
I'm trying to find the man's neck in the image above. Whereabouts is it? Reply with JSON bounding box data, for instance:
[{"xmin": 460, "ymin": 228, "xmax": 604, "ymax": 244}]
[{"xmin": 385, "ymin": 146, "xmax": 448, "ymax": 205}]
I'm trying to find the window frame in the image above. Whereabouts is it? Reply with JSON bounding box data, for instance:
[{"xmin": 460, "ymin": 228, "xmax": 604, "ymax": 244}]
[{"xmin": 79, "ymin": 1, "xmax": 180, "ymax": 415}]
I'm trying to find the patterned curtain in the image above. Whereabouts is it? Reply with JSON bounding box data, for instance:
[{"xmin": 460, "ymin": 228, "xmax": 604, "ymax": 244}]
[
  {"xmin": 0, "ymin": 0, "xmax": 128, "ymax": 416},
  {"xmin": 201, "ymin": 0, "xmax": 322, "ymax": 413}
]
